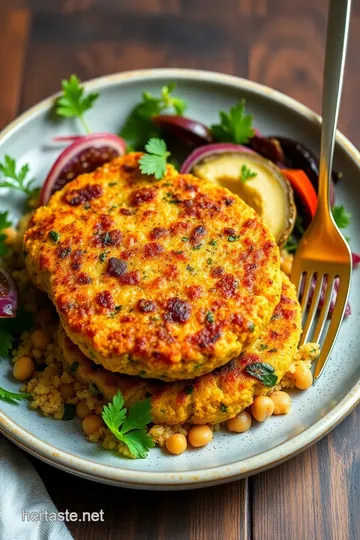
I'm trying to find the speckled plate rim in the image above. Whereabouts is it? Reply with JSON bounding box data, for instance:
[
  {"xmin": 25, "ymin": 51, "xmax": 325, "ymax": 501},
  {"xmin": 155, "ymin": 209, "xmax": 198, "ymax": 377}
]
[{"xmin": 0, "ymin": 68, "xmax": 359, "ymax": 490}]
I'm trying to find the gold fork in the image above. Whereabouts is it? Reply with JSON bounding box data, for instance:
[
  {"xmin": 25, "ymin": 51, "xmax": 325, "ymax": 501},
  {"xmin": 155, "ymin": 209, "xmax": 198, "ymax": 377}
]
[{"xmin": 291, "ymin": 0, "xmax": 353, "ymax": 380}]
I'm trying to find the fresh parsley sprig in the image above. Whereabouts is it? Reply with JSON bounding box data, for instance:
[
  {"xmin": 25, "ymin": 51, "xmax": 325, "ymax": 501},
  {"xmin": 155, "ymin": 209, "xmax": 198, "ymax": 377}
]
[
  {"xmin": 332, "ymin": 205, "xmax": 351, "ymax": 230},
  {"xmin": 211, "ymin": 99, "xmax": 254, "ymax": 144},
  {"xmin": 0, "ymin": 156, "xmax": 35, "ymax": 196},
  {"xmin": 120, "ymin": 83, "xmax": 187, "ymax": 150},
  {"xmin": 240, "ymin": 164, "xmax": 257, "ymax": 183},
  {"xmin": 0, "ymin": 386, "xmax": 31, "ymax": 404},
  {"xmin": 139, "ymin": 138, "xmax": 170, "ymax": 180},
  {"xmin": 102, "ymin": 391, "xmax": 154, "ymax": 459},
  {"xmin": 55, "ymin": 74, "xmax": 99, "ymax": 134},
  {"xmin": 0, "ymin": 211, "xmax": 12, "ymax": 257},
  {"xmin": 245, "ymin": 362, "xmax": 278, "ymax": 387}
]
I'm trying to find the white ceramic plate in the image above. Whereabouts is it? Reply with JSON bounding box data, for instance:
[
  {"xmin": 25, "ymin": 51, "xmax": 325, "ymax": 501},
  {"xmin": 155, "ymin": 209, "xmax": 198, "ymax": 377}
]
[{"xmin": 0, "ymin": 69, "xmax": 359, "ymax": 490}]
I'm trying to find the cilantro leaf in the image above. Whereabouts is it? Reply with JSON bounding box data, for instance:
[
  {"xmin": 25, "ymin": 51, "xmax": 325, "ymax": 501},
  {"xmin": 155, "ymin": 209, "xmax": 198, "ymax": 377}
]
[
  {"xmin": 0, "ymin": 156, "xmax": 36, "ymax": 200},
  {"xmin": 0, "ymin": 211, "xmax": 12, "ymax": 257},
  {"xmin": 102, "ymin": 391, "xmax": 154, "ymax": 459},
  {"xmin": 0, "ymin": 309, "xmax": 34, "ymax": 358},
  {"xmin": 120, "ymin": 83, "xmax": 187, "ymax": 150},
  {"xmin": 0, "ymin": 329, "xmax": 14, "ymax": 357},
  {"xmin": 55, "ymin": 74, "xmax": 99, "ymax": 134},
  {"xmin": 0, "ymin": 386, "xmax": 31, "ymax": 404},
  {"xmin": 211, "ymin": 99, "xmax": 254, "ymax": 144},
  {"xmin": 332, "ymin": 205, "xmax": 351, "ymax": 230},
  {"xmin": 245, "ymin": 362, "xmax": 278, "ymax": 387},
  {"xmin": 139, "ymin": 138, "xmax": 170, "ymax": 180},
  {"xmin": 240, "ymin": 164, "xmax": 258, "ymax": 183}
]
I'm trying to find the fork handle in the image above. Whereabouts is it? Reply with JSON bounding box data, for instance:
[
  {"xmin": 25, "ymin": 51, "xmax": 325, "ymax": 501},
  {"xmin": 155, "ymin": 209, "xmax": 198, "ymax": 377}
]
[{"xmin": 318, "ymin": 0, "xmax": 352, "ymax": 219}]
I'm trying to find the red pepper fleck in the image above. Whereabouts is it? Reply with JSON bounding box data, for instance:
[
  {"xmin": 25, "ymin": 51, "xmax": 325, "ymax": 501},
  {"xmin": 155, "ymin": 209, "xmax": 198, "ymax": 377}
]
[
  {"xmin": 190, "ymin": 225, "xmax": 207, "ymax": 243},
  {"xmin": 144, "ymin": 242, "xmax": 164, "ymax": 258},
  {"xmin": 119, "ymin": 208, "xmax": 134, "ymax": 216},
  {"xmin": 107, "ymin": 257, "xmax": 127, "ymax": 278},
  {"xmin": 210, "ymin": 266, "xmax": 224, "ymax": 278},
  {"xmin": 94, "ymin": 229, "xmax": 123, "ymax": 247},
  {"xmin": 149, "ymin": 227, "xmax": 168, "ymax": 240},
  {"xmin": 216, "ymin": 274, "xmax": 238, "ymax": 298},
  {"xmin": 76, "ymin": 273, "xmax": 92, "ymax": 284},
  {"xmin": 164, "ymin": 297, "xmax": 192, "ymax": 324},
  {"xmin": 119, "ymin": 270, "xmax": 140, "ymax": 285},
  {"xmin": 64, "ymin": 184, "xmax": 103, "ymax": 206},
  {"xmin": 120, "ymin": 249, "xmax": 135, "ymax": 260},
  {"xmin": 223, "ymin": 227, "xmax": 236, "ymax": 236},
  {"xmin": 57, "ymin": 247, "xmax": 71, "ymax": 259},
  {"xmin": 138, "ymin": 299, "xmax": 157, "ymax": 313},
  {"xmin": 169, "ymin": 221, "xmax": 190, "ymax": 235},
  {"xmin": 191, "ymin": 324, "xmax": 222, "ymax": 349},
  {"xmin": 130, "ymin": 187, "xmax": 156, "ymax": 206},
  {"xmin": 96, "ymin": 290, "xmax": 115, "ymax": 309},
  {"xmin": 186, "ymin": 285, "xmax": 203, "ymax": 300}
]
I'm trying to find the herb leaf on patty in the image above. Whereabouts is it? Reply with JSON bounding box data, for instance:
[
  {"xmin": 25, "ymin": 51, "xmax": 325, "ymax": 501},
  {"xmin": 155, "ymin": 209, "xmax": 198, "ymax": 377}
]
[
  {"xmin": 245, "ymin": 362, "xmax": 278, "ymax": 387},
  {"xmin": 102, "ymin": 391, "xmax": 154, "ymax": 459},
  {"xmin": 139, "ymin": 138, "xmax": 171, "ymax": 180}
]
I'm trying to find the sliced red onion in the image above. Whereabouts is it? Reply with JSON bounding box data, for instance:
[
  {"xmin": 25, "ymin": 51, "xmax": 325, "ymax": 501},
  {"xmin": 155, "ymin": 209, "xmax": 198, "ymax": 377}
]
[
  {"xmin": 180, "ymin": 143, "xmax": 256, "ymax": 174},
  {"xmin": 40, "ymin": 133, "xmax": 126, "ymax": 205},
  {"xmin": 0, "ymin": 268, "xmax": 18, "ymax": 318},
  {"xmin": 153, "ymin": 115, "xmax": 213, "ymax": 146},
  {"xmin": 352, "ymin": 252, "xmax": 360, "ymax": 266}
]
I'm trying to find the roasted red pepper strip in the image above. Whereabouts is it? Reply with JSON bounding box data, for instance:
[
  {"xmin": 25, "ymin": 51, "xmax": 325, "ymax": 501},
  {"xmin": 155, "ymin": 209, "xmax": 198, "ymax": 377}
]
[{"xmin": 282, "ymin": 169, "xmax": 318, "ymax": 218}]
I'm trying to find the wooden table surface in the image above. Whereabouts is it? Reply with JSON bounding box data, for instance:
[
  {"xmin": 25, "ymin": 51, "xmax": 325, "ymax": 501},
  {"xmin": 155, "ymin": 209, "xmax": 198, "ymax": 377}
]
[{"xmin": 1, "ymin": 1, "xmax": 359, "ymax": 539}]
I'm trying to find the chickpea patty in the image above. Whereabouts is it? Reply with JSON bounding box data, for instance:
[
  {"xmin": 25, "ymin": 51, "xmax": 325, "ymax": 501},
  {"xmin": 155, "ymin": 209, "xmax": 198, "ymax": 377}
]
[
  {"xmin": 25, "ymin": 153, "xmax": 281, "ymax": 381},
  {"xmin": 58, "ymin": 274, "xmax": 301, "ymax": 425}
]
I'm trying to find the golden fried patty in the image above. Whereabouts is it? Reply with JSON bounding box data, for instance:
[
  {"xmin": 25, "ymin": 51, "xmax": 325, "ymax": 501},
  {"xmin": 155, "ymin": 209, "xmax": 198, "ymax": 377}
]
[
  {"xmin": 25, "ymin": 152, "xmax": 281, "ymax": 381},
  {"xmin": 58, "ymin": 274, "xmax": 301, "ymax": 425}
]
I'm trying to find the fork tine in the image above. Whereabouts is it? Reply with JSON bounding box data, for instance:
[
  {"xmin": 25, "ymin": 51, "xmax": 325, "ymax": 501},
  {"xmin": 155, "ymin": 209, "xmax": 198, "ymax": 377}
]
[
  {"xmin": 299, "ymin": 272, "xmax": 314, "ymax": 315},
  {"xmin": 314, "ymin": 277, "xmax": 350, "ymax": 379},
  {"xmin": 300, "ymin": 274, "xmax": 324, "ymax": 346},
  {"xmin": 312, "ymin": 275, "xmax": 335, "ymax": 344}
]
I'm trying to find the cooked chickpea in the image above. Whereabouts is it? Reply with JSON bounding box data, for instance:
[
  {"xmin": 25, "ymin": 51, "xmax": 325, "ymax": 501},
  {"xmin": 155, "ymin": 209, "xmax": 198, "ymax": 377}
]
[
  {"xmin": 31, "ymin": 329, "xmax": 51, "ymax": 351},
  {"xmin": 166, "ymin": 434, "xmax": 187, "ymax": 455},
  {"xmin": 269, "ymin": 391, "xmax": 291, "ymax": 415},
  {"xmin": 227, "ymin": 411, "xmax": 252, "ymax": 433},
  {"xmin": 3, "ymin": 227, "xmax": 17, "ymax": 245},
  {"xmin": 59, "ymin": 383, "xmax": 76, "ymax": 400},
  {"xmin": 35, "ymin": 308, "xmax": 54, "ymax": 326},
  {"xmin": 291, "ymin": 363, "xmax": 313, "ymax": 390},
  {"xmin": 13, "ymin": 356, "xmax": 35, "ymax": 381},
  {"xmin": 188, "ymin": 425, "xmax": 213, "ymax": 447},
  {"xmin": 82, "ymin": 415, "xmax": 104, "ymax": 436},
  {"xmin": 251, "ymin": 396, "xmax": 275, "ymax": 422},
  {"xmin": 75, "ymin": 399, "xmax": 92, "ymax": 419}
]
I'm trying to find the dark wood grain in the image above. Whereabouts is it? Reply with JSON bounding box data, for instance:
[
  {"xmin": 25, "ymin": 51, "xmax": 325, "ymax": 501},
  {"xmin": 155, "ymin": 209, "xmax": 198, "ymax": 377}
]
[
  {"xmin": 1, "ymin": 1, "xmax": 360, "ymax": 539},
  {"xmin": 0, "ymin": 8, "xmax": 30, "ymax": 129}
]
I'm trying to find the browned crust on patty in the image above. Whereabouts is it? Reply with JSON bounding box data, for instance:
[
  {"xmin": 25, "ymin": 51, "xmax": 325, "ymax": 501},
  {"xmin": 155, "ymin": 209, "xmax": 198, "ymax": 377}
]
[{"xmin": 25, "ymin": 153, "xmax": 281, "ymax": 381}]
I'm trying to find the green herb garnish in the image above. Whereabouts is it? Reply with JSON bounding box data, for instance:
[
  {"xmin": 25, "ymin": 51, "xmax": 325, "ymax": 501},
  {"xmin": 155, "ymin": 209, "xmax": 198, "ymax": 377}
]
[
  {"xmin": 102, "ymin": 391, "xmax": 154, "ymax": 459},
  {"xmin": 211, "ymin": 99, "xmax": 254, "ymax": 144},
  {"xmin": 240, "ymin": 164, "xmax": 257, "ymax": 183},
  {"xmin": 206, "ymin": 311, "xmax": 215, "ymax": 323},
  {"xmin": 209, "ymin": 240, "xmax": 217, "ymax": 246},
  {"xmin": 0, "ymin": 309, "xmax": 33, "ymax": 358},
  {"xmin": 120, "ymin": 83, "xmax": 187, "ymax": 150},
  {"xmin": 245, "ymin": 362, "xmax": 278, "ymax": 387},
  {"xmin": 332, "ymin": 205, "xmax": 351, "ymax": 230},
  {"xmin": 0, "ymin": 211, "xmax": 12, "ymax": 256},
  {"xmin": 63, "ymin": 403, "xmax": 75, "ymax": 420},
  {"xmin": 48, "ymin": 230, "xmax": 60, "ymax": 242},
  {"xmin": 99, "ymin": 252, "xmax": 107, "ymax": 262},
  {"xmin": 248, "ymin": 322, "xmax": 255, "ymax": 332},
  {"xmin": 0, "ymin": 386, "xmax": 31, "ymax": 404},
  {"xmin": 186, "ymin": 265, "xmax": 194, "ymax": 272},
  {"xmin": 181, "ymin": 237, "xmax": 189, "ymax": 242},
  {"xmin": 185, "ymin": 386, "xmax": 194, "ymax": 395},
  {"xmin": 228, "ymin": 235, "xmax": 240, "ymax": 242},
  {"xmin": 55, "ymin": 74, "xmax": 99, "ymax": 134},
  {"xmin": 259, "ymin": 344, "xmax": 268, "ymax": 350},
  {"xmin": 0, "ymin": 156, "xmax": 37, "ymax": 201},
  {"xmin": 89, "ymin": 383, "xmax": 99, "ymax": 396},
  {"xmin": 139, "ymin": 138, "xmax": 170, "ymax": 180},
  {"xmin": 220, "ymin": 403, "xmax": 228, "ymax": 413},
  {"xmin": 70, "ymin": 361, "xmax": 79, "ymax": 373}
]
